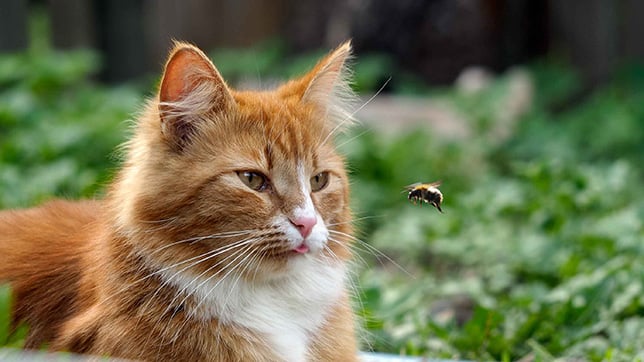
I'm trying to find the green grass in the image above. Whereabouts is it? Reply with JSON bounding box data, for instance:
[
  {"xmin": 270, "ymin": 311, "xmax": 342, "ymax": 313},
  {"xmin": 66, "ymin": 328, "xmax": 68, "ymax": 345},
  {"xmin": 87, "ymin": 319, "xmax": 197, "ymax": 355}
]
[{"xmin": 1, "ymin": 39, "xmax": 643, "ymax": 361}]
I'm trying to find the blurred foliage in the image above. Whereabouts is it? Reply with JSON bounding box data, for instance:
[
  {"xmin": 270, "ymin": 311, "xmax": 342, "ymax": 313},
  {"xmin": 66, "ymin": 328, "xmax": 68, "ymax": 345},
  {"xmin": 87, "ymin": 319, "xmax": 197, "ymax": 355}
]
[
  {"xmin": 1, "ymin": 25, "xmax": 644, "ymax": 362},
  {"xmin": 345, "ymin": 60, "xmax": 644, "ymax": 361},
  {"xmin": 0, "ymin": 49, "xmax": 141, "ymax": 207},
  {"xmin": 0, "ymin": 285, "xmax": 26, "ymax": 348}
]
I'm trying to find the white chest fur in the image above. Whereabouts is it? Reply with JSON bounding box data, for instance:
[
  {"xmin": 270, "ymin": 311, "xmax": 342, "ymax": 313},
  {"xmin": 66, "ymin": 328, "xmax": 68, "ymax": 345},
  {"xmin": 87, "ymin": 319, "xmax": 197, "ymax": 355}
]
[{"xmin": 162, "ymin": 256, "xmax": 347, "ymax": 361}]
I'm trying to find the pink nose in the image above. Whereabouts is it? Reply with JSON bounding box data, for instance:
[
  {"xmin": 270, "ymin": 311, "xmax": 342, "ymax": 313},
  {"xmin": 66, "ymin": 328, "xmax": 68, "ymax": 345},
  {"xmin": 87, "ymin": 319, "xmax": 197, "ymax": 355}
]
[{"xmin": 291, "ymin": 215, "xmax": 317, "ymax": 238}]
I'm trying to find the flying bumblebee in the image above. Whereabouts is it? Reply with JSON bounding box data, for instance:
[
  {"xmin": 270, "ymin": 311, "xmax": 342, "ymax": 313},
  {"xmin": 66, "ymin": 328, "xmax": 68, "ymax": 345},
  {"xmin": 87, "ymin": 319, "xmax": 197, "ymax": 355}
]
[{"xmin": 405, "ymin": 182, "xmax": 443, "ymax": 212}]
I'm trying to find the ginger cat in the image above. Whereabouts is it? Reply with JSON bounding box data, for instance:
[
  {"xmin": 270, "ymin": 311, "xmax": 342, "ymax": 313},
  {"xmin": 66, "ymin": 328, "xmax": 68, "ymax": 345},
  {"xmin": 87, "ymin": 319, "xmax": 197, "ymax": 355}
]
[{"xmin": 0, "ymin": 41, "xmax": 358, "ymax": 361}]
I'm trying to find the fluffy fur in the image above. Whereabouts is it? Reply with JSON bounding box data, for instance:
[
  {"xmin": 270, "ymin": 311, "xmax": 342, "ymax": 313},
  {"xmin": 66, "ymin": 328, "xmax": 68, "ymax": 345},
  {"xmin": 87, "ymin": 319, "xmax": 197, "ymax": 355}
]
[{"xmin": 0, "ymin": 41, "xmax": 358, "ymax": 361}]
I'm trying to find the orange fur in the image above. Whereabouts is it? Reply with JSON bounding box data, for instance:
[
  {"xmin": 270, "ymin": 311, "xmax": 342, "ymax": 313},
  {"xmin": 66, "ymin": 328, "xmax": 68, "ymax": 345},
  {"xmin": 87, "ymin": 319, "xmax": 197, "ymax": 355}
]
[{"xmin": 0, "ymin": 42, "xmax": 358, "ymax": 361}]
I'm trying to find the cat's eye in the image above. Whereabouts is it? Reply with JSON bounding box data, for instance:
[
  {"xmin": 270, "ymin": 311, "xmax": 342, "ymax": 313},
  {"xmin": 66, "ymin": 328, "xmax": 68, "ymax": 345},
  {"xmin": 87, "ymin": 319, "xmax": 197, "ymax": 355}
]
[
  {"xmin": 237, "ymin": 171, "xmax": 269, "ymax": 192},
  {"xmin": 310, "ymin": 172, "xmax": 329, "ymax": 192}
]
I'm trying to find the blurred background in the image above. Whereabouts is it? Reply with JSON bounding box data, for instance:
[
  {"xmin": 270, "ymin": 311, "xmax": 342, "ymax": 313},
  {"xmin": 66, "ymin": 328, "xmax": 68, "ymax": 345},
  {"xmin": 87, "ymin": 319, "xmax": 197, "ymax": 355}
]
[
  {"xmin": 5, "ymin": 0, "xmax": 644, "ymax": 86},
  {"xmin": 1, "ymin": 0, "xmax": 643, "ymax": 360}
]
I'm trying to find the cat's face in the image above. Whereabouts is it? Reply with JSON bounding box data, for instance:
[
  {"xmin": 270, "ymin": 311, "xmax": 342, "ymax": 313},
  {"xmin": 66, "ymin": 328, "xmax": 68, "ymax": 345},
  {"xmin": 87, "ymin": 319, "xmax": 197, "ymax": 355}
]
[{"xmin": 111, "ymin": 42, "xmax": 355, "ymax": 282}]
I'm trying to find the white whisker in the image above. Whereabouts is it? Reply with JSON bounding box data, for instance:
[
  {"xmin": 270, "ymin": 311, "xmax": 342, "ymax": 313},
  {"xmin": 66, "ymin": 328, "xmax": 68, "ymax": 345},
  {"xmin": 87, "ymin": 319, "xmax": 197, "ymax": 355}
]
[
  {"xmin": 135, "ymin": 237, "xmax": 258, "ymax": 318},
  {"xmin": 163, "ymin": 240, "xmax": 257, "ymax": 313},
  {"xmin": 148, "ymin": 230, "xmax": 255, "ymax": 256},
  {"xmin": 151, "ymin": 242, "xmax": 255, "ymax": 351},
  {"xmin": 217, "ymin": 246, "xmax": 262, "ymax": 315},
  {"xmin": 329, "ymin": 230, "xmax": 414, "ymax": 279},
  {"xmin": 179, "ymin": 243, "xmax": 256, "ymax": 325},
  {"xmin": 171, "ymin": 244, "xmax": 257, "ymax": 351},
  {"xmin": 101, "ymin": 232, "xmax": 258, "ymax": 310},
  {"xmin": 327, "ymin": 236, "xmax": 368, "ymax": 268},
  {"xmin": 335, "ymin": 128, "xmax": 371, "ymax": 150},
  {"xmin": 250, "ymin": 248, "xmax": 268, "ymax": 283},
  {"xmin": 319, "ymin": 77, "xmax": 391, "ymax": 147},
  {"xmin": 326, "ymin": 215, "xmax": 384, "ymax": 227}
]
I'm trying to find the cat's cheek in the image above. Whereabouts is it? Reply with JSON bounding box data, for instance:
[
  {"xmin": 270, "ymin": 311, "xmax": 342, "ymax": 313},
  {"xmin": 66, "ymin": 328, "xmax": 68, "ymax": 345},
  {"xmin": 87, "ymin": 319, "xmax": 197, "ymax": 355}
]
[{"xmin": 314, "ymin": 190, "xmax": 344, "ymax": 223}]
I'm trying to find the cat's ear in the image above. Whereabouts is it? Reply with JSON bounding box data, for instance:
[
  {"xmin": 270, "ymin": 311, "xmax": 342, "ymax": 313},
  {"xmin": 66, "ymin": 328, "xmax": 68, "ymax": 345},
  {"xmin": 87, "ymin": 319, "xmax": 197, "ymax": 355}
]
[
  {"xmin": 300, "ymin": 41, "xmax": 357, "ymax": 129},
  {"xmin": 158, "ymin": 42, "xmax": 233, "ymax": 149}
]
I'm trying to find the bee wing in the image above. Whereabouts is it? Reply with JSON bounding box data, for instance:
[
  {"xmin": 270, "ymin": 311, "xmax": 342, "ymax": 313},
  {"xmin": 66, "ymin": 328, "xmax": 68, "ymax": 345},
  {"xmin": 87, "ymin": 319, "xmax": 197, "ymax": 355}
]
[
  {"xmin": 404, "ymin": 181, "xmax": 442, "ymax": 190},
  {"xmin": 402, "ymin": 182, "xmax": 422, "ymax": 192}
]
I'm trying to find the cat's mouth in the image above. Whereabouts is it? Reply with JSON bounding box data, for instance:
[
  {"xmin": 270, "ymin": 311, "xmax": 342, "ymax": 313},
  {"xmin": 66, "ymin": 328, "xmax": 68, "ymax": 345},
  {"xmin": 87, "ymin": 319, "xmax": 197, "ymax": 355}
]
[
  {"xmin": 267, "ymin": 242, "xmax": 315, "ymax": 259},
  {"xmin": 292, "ymin": 243, "xmax": 310, "ymax": 254},
  {"xmin": 259, "ymin": 241, "xmax": 309, "ymax": 259}
]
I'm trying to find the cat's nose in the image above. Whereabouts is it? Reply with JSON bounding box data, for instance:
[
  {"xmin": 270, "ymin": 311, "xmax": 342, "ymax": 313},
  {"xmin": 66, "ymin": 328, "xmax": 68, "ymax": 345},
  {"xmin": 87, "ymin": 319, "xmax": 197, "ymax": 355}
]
[{"xmin": 290, "ymin": 215, "xmax": 317, "ymax": 238}]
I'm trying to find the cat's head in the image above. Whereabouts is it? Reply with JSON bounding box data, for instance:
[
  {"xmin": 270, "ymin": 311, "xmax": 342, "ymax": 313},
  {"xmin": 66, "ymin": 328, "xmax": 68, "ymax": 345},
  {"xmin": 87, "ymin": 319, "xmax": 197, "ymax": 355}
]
[{"xmin": 110, "ymin": 42, "xmax": 356, "ymax": 280}]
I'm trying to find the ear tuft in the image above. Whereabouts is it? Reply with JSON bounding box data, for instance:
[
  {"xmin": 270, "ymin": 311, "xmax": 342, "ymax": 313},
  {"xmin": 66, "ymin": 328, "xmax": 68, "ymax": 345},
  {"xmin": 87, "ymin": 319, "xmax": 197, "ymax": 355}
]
[
  {"xmin": 158, "ymin": 41, "xmax": 233, "ymax": 150},
  {"xmin": 301, "ymin": 41, "xmax": 357, "ymax": 132}
]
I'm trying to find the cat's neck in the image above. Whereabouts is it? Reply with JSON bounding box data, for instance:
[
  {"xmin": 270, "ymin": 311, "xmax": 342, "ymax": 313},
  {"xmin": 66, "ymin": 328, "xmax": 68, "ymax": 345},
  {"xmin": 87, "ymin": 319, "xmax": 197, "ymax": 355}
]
[{"xmin": 158, "ymin": 254, "xmax": 347, "ymax": 361}]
